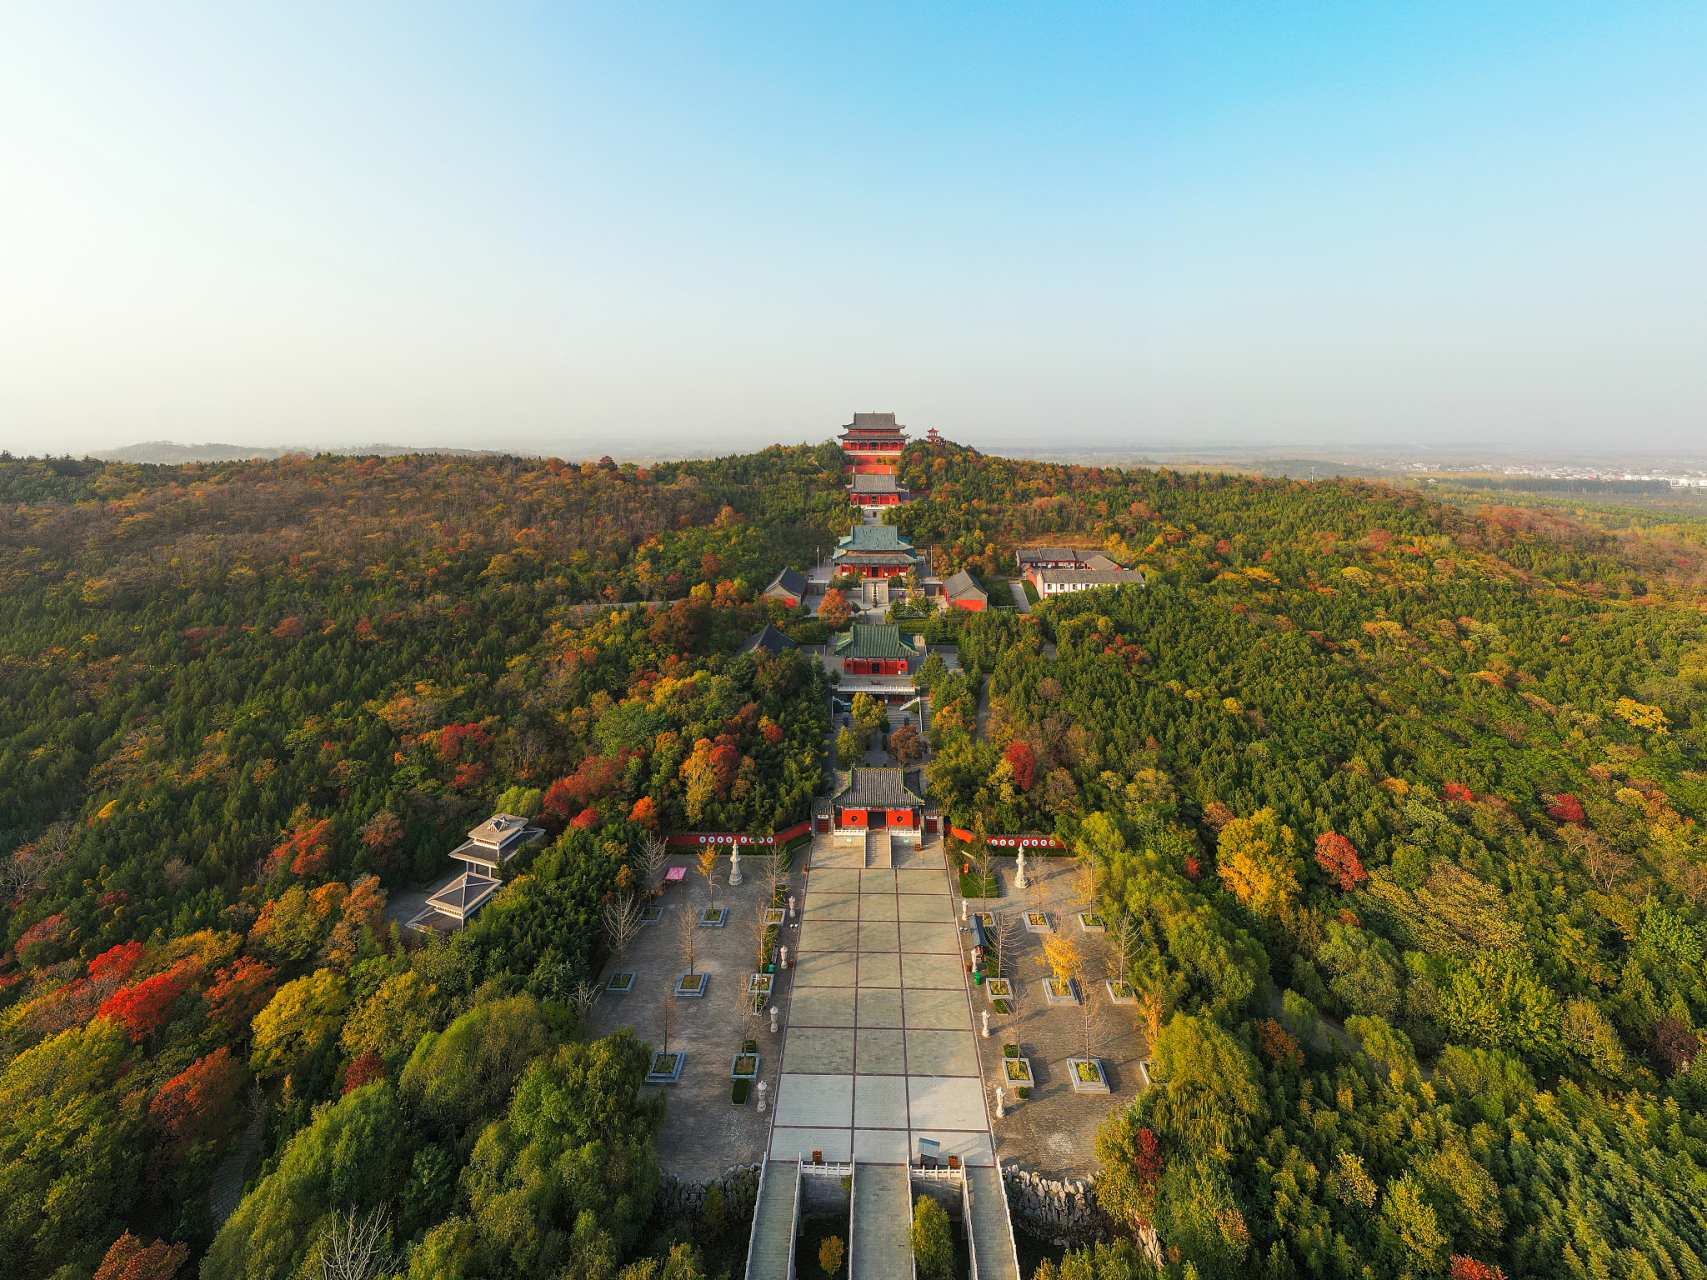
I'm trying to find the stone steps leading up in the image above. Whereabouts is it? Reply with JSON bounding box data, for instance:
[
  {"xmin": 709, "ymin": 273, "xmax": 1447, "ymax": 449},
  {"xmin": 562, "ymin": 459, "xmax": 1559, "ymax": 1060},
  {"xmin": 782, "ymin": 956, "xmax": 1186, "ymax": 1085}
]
[
  {"xmin": 968, "ymin": 1164, "xmax": 1022, "ymax": 1280},
  {"xmin": 851, "ymin": 1163, "xmax": 912, "ymax": 1280},
  {"xmin": 744, "ymin": 1160, "xmax": 799, "ymax": 1280}
]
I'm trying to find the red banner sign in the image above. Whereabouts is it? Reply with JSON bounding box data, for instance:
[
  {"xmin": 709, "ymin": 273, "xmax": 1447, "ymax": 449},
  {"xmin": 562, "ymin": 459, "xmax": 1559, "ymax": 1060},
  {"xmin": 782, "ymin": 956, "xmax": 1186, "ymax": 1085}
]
[
  {"xmin": 949, "ymin": 827, "xmax": 1065, "ymax": 849},
  {"xmin": 664, "ymin": 820, "xmax": 812, "ymax": 848}
]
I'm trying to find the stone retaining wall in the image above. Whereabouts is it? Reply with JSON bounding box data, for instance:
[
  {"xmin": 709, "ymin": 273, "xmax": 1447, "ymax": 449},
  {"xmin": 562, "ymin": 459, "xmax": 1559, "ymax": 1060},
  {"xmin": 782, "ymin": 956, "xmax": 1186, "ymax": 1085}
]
[
  {"xmin": 1000, "ymin": 1164, "xmax": 1160, "ymax": 1265},
  {"xmin": 656, "ymin": 1162, "xmax": 763, "ymax": 1224}
]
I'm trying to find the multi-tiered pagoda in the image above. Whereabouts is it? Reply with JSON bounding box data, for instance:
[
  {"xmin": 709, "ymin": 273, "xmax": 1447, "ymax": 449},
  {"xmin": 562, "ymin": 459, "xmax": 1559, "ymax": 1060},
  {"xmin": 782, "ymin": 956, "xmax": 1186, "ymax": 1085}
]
[{"xmin": 839, "ymin": 412, "xmax": 908, "ymax": 473}]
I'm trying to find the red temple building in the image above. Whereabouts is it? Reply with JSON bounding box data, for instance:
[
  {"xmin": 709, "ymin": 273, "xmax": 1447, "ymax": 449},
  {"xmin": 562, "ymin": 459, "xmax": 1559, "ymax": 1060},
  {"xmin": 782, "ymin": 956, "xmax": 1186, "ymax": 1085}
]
[
  {"xmin": 840, "ymin": 411, "xmax": 908, "ymax": 473},
  {"xmin": 832, "ymin": 525, "xmax": 922, "ymax": 579}
]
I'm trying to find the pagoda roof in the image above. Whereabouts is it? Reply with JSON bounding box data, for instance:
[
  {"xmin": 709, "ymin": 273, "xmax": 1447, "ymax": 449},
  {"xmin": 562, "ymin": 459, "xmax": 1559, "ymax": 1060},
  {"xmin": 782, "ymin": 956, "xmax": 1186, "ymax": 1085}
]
[
  {"xmin": 837, "ymin": 525, "xmax": 913, "ymax": 551},
  {"xmin": 844, "ymin": 412, "xmax": 903, "ymax": 431},
  {"xmin": 833, "ymin": 767, "xmax": 926, "ymax": 808},
  {"xmin": 426, "ymin": 871, "xmax": 501, "ymax": 919},
  {"xmin": 833, "ymin": 624, "xmax": 922, "ymax": 659},
  {"xmin": 831, "ymin": 551, "xmax": 917, "ymax": 567}
]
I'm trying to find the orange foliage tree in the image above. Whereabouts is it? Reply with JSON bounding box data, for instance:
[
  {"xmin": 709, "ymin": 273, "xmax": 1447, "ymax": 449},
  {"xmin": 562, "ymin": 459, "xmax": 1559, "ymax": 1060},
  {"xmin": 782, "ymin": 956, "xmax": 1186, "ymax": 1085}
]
[
  {"xmin": 204, "ymin": 957, "xmax": 279, "ymax": 1032},
  {"xmin": 150, "ymin": 1046, "xmax": 245, "ymax": 1158},
  {"xmin": 94, "ymin": 1232, "xmax": 189, "ymax": 1280}
]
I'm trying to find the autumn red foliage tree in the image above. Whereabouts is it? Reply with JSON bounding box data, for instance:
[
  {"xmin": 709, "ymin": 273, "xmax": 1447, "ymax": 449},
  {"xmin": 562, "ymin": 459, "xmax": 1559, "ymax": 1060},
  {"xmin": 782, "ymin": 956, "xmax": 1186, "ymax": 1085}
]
[
  {"xmin": 1257, "ymin": 1017, "xmax": 1305, "ymax": 1068},
  {"xmin": 94, "ymin": 1232, "xmax": 189, "ymax": 1280},
  {"xmin": 89, "ymin": 940, "xmax": 147, "ymax": 984},
  {"xmin": 1313, "ymin": 831, "xmax": 1368, "ymax": 891},
  {"xmin": 150, "ymin": 1047, "xmax": 245, "ymax": 1156},
  {"xmin": 343, "ymin": 1050, "xmax": 386, "ymax": 1094},
  {"xmin": 543, "ymin": 776, "xmax": 579, "ymax": 827},
  {"xmin": 1547, "ymin": 793, "xmax": 1587, "ymax": 825},
  {"xmin": 100, "ymin": 960, "xmax": 198, "ymax": 1042},
  {"xmin": 628, "ymin": 796, "xmax": 659, "ymax": 829},
  {"xmin": 204, "ymin": 957, "xmax": 280, "ymax": 1032},
  {"xmin": 261, "ymin": 818, "xmax": 336, "ymax": 879},
  {"xmin": 358, "ymin": 809, "xmax": 405, "ymax": 872},
  {"xmin": 571, "ymin": 808, "xmax": 602, "ymax": 831},
  {"xmin": 1450, "ymin": 1258, "xmax": 1508, "ymax": 1280},
  {"xmin": 452, "ymin": 762, "xmax": 489, "ymax": 790},
  {"xmin": 1444, "ymin": 782, "xmax": 1476, "ymax": 804},
  {"xmin": 1005, "ymin": 741, "xmax": 1037, "ymax": 792},
  {"xmin": 435, "ymin": 722, "xmax": 491, "ymax": 761}
]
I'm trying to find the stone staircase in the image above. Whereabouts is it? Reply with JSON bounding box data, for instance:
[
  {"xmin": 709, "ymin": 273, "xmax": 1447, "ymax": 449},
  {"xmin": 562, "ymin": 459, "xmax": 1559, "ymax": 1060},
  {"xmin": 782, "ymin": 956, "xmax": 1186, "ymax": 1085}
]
[
  {"xmin": 851, "ymin": 1163, "xmax": 912, "ymax": 1280},
  {"xmin": 744, "ymin": 1159, "xmax": 800, "ymax": 1280},
  {"xmin": 967, "ymin": 1164, "xmax": 1022, "ymax": 1280},
  {"xmin": 868, "ymin": 829, "xmax": 891, "ymax": 869}
]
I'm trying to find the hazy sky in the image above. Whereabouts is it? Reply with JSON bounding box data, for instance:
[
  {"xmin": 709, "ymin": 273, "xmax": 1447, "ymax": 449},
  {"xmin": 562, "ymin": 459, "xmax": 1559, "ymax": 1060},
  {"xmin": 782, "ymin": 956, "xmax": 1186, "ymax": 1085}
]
[{"xmin": 2, "ymin": 3, "xmax": 1703, "ymax": 457}]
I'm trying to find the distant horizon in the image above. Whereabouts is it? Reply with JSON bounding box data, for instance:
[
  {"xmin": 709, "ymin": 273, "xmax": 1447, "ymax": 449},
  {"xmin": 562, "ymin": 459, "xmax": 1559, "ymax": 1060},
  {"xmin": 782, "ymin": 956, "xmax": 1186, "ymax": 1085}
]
[
  {"xmin": 3, "ymin": 4, "xmax": 1703, "ymax": 457},
  {"xmin": 27, "ymin": 430, "xmax": 1707, "ymax": 473}
]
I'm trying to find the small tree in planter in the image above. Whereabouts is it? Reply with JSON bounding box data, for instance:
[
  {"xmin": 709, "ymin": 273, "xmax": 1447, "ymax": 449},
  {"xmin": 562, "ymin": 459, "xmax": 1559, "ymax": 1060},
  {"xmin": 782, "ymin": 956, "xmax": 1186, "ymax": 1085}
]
[
  {"xmin": 1039, "ymin": 932, "xmax": 1085, "ymax": 1000},
  {"xmin": 602, "ymin": 893, "xmax": 644, "ymax": 968},
  {"xmin": 698, "ymin": 845, "xmax": 719, "ymax": 911},
  {"xmin": 992, "ymin": 909, "xmax": 1019, "ymax": 981},
  {"xmin": 677, "ymin": 902, "xmax": 699, "ymax": 978},
  {"xmin": 637, "ymin": 833, "xmax": 671, "ymax": 895},
  {"xmin": 818, "ymin": 1233, "xmax": 845, "ymax": 1276}
]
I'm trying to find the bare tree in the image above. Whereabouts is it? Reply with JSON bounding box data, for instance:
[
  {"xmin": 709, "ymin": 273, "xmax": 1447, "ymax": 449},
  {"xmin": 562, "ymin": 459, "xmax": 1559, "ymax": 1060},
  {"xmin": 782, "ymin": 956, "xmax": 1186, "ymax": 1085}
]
[
  {"xmin": 970, "ymin": 840, "xmax": 995, "ymax": 901},
  {"xmin": 677, "ymin": 901, "xmax": 699, "ymax": 977},
  {"xmin": 570, "ymin": 978, "xmax": 603, "ymax": 1030},
  {"xmin": 321, "ymin": 1204, "xmax": 397, "ymax": 1280},
  {"xmin": 602, "ymin": 893, "xmax": 645, "ymax": 967},
  {"xmin": 660, "ymin": 989, "xmax": 678, "ymax": 1056},
  {"xmin": 992, "ymin": 910, "xmax": 1019, "ymax": 983},
  {"xmin": 637, "ymin": 833, "xmax": 671, "ymax": 893}
]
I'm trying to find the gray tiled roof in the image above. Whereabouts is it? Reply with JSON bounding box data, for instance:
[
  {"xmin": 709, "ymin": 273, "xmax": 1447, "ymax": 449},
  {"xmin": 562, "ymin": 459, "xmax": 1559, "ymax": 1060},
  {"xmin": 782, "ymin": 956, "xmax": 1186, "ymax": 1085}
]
[
  {"xmin": 764, "ymin": 566, "xmax": 808, "ymax": 597},
  {"xmin": 1016, "ymin": 546, "xmax": 1085, "ymax": 565},
  {"xmin": 834, "ymin": 767, "xmax": 926, "ymax": 807},
  {"xmin": 1032, "ymin": 568, "xmax": 1147, "ymax": 585},
  {"xmin": 847, "ymin": 412, "xmax": 900, "ymax": 429},
  {"xmin": 738, "ymin": 623, "xmax": 798, "ymax": 656},
  {"xmin": 943, "ymin": 570, "xmax": 986, "ymax": 601},
  {"xmin": 851, "ymin": 473, "xmax": 905, "ymax": 493},
  {"xmin": 427, "ymin": 871, "xmax": 501, "ymax": 917}
]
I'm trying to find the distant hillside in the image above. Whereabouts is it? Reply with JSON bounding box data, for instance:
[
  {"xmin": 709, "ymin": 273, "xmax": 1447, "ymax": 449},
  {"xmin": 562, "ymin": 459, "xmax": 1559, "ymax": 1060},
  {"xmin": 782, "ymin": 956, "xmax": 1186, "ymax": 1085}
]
[{"xmin": 88, "ymin": 439, "xmax": 509, "ymax": 463}]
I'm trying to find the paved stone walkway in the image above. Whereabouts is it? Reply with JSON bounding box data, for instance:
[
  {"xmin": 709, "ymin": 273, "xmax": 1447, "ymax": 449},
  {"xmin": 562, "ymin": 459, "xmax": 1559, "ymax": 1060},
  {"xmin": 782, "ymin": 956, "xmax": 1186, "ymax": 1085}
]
[{"xmin": 769, "ymin": 835, "xmax": 995, "ymax": 1167}]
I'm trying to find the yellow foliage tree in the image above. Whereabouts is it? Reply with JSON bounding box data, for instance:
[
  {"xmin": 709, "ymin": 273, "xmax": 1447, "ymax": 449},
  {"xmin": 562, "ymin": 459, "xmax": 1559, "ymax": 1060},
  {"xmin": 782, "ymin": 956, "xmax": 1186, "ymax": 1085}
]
[
  {"xmin": 250, "ymin": 969, "xmax": 348, "ymax": 1078},
  {"xmin": 1215, "ymin": 808, "xmax": 1302, "ymax": 917},
  {"xmin": 1612, "ymin": 697, "xmax": 1671, "ymax": 734}
]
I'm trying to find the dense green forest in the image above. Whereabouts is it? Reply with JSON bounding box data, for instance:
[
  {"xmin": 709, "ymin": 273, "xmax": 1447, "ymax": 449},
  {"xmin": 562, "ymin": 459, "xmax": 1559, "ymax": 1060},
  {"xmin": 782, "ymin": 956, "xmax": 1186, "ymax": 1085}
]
[
  {"xmin": 911, "ymin": 449, "xmax": 1707, "ymax": 1280},
  {"xmin": 5, "ymin": 441, "xmax": 1707, "ymax": 1279}
]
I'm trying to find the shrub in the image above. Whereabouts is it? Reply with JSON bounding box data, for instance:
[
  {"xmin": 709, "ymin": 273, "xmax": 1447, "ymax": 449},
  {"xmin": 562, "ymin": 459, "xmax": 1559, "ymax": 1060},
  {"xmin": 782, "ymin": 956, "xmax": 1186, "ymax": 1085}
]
[{"xmin": 911, "ymin": 1194, "xmax": 954, "ymax": 1280}]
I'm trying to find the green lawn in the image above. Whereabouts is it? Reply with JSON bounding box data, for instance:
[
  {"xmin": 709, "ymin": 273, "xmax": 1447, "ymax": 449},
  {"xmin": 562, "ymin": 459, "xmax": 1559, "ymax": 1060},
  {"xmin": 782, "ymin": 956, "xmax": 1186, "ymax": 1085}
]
[{"xmin": 959, "ymin": 871, "xmax": 1000, "ymax": 898}]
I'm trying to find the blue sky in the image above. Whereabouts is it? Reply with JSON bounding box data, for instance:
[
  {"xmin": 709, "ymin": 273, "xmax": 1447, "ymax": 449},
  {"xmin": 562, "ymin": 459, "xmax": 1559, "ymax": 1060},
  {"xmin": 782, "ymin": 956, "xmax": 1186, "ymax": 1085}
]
[{"xmin": 1, "ymin": 3, "xmax": 1702, "ymax": 455}]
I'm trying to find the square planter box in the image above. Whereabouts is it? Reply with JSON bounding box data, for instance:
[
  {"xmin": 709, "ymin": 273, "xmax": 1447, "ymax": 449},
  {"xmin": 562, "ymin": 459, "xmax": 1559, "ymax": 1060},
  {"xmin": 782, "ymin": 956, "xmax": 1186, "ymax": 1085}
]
[
  {"xmin": 676, "ymin": 972, "xmax": 709, "ymax": 998},
  {"xmin": 1024, "ymin": 912, "xmax": 1053, "ymax": 934},
  {"xmin": 700, "ymin": 908, "xmax": 729, "ymax": 927},
  {"xmin": 764, "ymin": 907, "xmax": 786, "ymax": 926},
  {"xmin": 748, "ymin": 973, "xmax": 774, "ymax": 997},
  {"xmin": 1139, "ymin": 1059, "xmax": 1156, "ymax": 1088},
  {"xmin": 1042, "ymin": 978, "xmax": 1078, "ymax": 1006},
  {"xmin": 1077, "ymin": 913, "xmax": 1107, "ymax": 933},
  {"xmin": 1105, "ymin": 979, "xmax": 1137, "ymax": 1005},
  {"xmin": 640, "ymin": 906, "xmax": 663, "ymax": 924},
  {"xmin": 1002, "ymin": 1056, "xmax": 1035, "ymax": 1087},
  {"xmin": 730, "ymin": 1052, "xmax": 761, "ymax": 1080},
  {"xmin": 606, "ymin": 971, "xmax": 636, "ymax": 995},
  {"xmin": 973, "ymin": 911, "xmax": 995, "ymax": 931},
  {"xmin": 1068, "ymin": 1057, "xmax": 1110, "ymax": 1093},
  {"xmin": 646, "ymin": 1051, "xmax": 685, "ymax": 1084},
  {"xmin": 985, "ymin": 978, "xmax": 1013, "ymax": 1002}
]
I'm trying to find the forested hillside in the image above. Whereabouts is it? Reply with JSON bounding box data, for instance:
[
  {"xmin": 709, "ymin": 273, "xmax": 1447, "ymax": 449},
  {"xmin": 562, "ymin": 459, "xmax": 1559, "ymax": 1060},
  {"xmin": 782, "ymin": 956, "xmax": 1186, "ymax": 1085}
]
[
  {"xmin": 0, "ymin": 447, "xmax": 842, "ymax": 1279},
  {"xmin": 909, "ymin": 450, "xmax": 1707, "ymax": 1280},
  {"xmin": 5, "ymin": 440, "xmax": 1707, "ymax": 1279}
]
